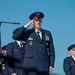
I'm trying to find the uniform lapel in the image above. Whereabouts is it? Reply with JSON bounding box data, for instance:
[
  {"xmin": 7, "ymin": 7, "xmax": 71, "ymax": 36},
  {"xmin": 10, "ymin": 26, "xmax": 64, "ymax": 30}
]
[
  {"xmin": 30, "ymin": 28, "xmax": 40, "ymax": 42},
  {"xmin": 34, "ymin": 32, "xmax": 42, "ymax": 43},
  {"xmin": 32, "ymin": 31, "xmax": 40, "ymax": 42},
  {"xmin": 69, "ymin": 56, "xmax": 75, "ymax": 66},
  {"xmin": 70, "ymin": 56, "xmax": 75, "ymax": 62},
  {"xmin": 15, "ymin": 41, "xmax": 21, "ymax": 50},
  {"xmin": 29, "ymin": 28, "xmax": 45, "ymax": 43},
  {"xmin": 40, "ymin": 29, "xmax": 45, "ymax": 43}
]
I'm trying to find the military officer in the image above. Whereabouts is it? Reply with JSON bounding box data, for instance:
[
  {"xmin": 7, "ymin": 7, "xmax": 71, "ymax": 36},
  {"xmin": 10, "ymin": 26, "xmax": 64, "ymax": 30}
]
[
  {"xmin": 0, "ymin": 45, "xmax": 9, "ymax": 75},
  {"xmin": 63, "ymin": 44, "xmax": 75, "ymax": 75},
  {"xmin": 12, "ymin": 11, "xmax": 55, "ymax": 75},
  {"xmin": 6, "ymin": 40, "xmax": 26, "ymax": 75},
  {"xmin": 1, "ymin": 45, "xmax": 9, "ymax": 75}
]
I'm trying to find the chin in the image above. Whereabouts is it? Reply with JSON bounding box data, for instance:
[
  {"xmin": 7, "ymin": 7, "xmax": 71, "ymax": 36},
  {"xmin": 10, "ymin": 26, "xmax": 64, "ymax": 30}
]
[{"xmin": 37, "ymin": 27, "xmax": 40, "ymax": 29}]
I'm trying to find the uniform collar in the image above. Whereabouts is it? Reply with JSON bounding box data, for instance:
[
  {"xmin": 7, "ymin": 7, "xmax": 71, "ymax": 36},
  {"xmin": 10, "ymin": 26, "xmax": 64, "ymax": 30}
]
[
  {"xmin": 71, "ymin": 55, "xmax": 75, "ymax": 60},
  {"xmin": 16, "ymin": 41, "xmax": 23, "ymax": 46},
  {"xmin": 35, "ymin": 29, "xmax": 41, "ymax": 33}
]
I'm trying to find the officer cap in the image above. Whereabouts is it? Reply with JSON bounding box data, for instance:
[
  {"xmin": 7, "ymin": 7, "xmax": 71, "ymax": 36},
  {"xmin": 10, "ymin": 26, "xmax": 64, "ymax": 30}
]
[
  {"xmin": 68, "ymin": 44, "xmax": 75, "ymax": 51},
  {"xmin": 13, "ymin": 28, "xmax": 20, "ymax": 34},
  {"xmin": 29, "ymin": 11, "xmax": 44, "ymax": 20},
  {"xmin": 2, "ymin": 45, "xmax": 7, "ymax": 50},
  {"xmin": 12, "ymin": 27, "xmax": 23, "ymax": 40}
]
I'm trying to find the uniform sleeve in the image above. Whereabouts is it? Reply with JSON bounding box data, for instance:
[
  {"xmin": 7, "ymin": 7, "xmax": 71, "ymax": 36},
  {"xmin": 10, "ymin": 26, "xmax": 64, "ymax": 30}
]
[
  {"xmin": 63, "ymin": 58, "xmax": 72, "ymax": 75},
  {"xmin": 6, "ymin": 44, "xmax": 16, "ymax": 75},
  {"xmin": 49, "ymin": 32, "xmax": 55, "ymax": 67}
]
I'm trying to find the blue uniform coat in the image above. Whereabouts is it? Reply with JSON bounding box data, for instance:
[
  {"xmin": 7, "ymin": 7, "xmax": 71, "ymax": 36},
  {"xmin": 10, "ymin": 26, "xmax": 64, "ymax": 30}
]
[
  {"xmin": 63, "ymin": 56, "xmax": 75, "ymax": 75},
  {"xmin": 6, "ymin": 41, "xmax": 26, "ymax": 75},
  {"xmin": 12, "ymin": 26, "xmax": 55, "ymax": 75}
]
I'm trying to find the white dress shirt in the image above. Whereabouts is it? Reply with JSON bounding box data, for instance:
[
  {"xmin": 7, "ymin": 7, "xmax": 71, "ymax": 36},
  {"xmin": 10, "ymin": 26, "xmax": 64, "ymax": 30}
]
[
  {"xmin": 71, "ymin": 55, "xmax": 75, "ymax": 61},
  {"xmin": 35, "ymin": 30, "xmax": 42, "ymax": 39},
  {"xmin": 16, "ymin": 41, "xmax": 23, "ymax": 48}
]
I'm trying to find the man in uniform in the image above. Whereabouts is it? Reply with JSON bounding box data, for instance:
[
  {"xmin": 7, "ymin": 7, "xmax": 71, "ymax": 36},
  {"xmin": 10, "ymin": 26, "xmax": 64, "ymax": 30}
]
[
  {"xmin": 1, "ymin": 45, "xmax": 9, "ymax": 75},
  {"xmin": 6, "ymin": 40, "xmax": 26, "ymax": 75},
  {"xmin": 0, "ymin": 45, "xmax": 9, "ymax": 75},
  {"xmin": 63, "ymin": 44, "xmax": 75, "ymax": 75},
  {"xmin": 12, "ymin": 11, "xmax": 55, "ymax": 75}
]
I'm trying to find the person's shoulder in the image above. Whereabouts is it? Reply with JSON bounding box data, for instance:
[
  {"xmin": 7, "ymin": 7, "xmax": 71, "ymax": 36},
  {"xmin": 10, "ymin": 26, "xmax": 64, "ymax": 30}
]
[
  {"xmin": 64, "ymin": 56, "xmax": 71, "ymax": 62},
  {"xmin": 7, "ymin": 42, "xmax": 15, "ymax": 46},
  {"xmin": 42, "ymin": 29, "xmax": 52, "ymax": 36},
  {"xmin": 42, "ymin": 29, "xmax": 51, "ymax": 34}
]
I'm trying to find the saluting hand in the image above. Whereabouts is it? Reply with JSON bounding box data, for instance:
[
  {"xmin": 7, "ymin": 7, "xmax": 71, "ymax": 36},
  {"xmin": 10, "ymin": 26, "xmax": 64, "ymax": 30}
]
[{"xmin": 24, "ymin": 19, "xmax": 34, "ymax": 28}]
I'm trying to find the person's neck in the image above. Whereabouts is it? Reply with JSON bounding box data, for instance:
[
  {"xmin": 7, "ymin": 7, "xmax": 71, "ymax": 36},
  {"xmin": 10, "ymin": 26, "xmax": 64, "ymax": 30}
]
[
  {"xmin": 71, "ymin": 55, "xmax": 75, "ymax": 59},
  {"xmin": 34, "ymin": 27, "xmax": 41, "ymax": 31},
  {"xmin": 16, "ymin": 40, "xmax": 22, "ymax": 44}
]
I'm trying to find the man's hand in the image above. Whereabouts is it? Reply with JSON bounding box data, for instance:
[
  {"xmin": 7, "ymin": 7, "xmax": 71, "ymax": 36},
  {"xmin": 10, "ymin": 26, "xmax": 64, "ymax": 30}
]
[
  {"xmin": 49, "ymin": 66, "xmax": 53, "ymax": 72},
  {"xmin": 11, "ymin": 73, "xmax": 17, "ymax": 75},
  {"xmin": 24, "ymin": 19, "xmax": 34, "ymax": 28}
]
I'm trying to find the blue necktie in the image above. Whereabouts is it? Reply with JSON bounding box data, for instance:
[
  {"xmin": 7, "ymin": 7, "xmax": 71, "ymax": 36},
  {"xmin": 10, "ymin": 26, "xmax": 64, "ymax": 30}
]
[
  {"xmin": 20, "ymin": 43, "xmax": 23, "ymax": 48},
  {"xmin": 37, "ymin": 31, "xmax": 40, "ymax": 39}
]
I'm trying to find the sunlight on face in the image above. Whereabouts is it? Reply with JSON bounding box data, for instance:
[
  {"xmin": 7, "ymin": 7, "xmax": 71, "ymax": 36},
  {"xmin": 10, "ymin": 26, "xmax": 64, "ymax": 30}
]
[{"xmin": 32, "ymin": 19, "xmax": 42, "ymax": 30}]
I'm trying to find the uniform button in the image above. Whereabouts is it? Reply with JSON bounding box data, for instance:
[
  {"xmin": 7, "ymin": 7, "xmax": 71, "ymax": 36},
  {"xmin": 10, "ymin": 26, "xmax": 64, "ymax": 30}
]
[
  {"xmin": 39, "ymin": 49, "xmax": 41, "ymax": 50},
  {"xmin": 39, "ymin": 55, "xmax": 41, "ymax": 56}
]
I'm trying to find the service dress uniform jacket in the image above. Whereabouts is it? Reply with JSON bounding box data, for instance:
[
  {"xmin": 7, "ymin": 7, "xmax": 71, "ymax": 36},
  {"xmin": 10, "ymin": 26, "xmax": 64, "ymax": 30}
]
[
  {"xmin": 1, "ymin": 56, "xmax": 9, "ymax": 75},
  {"xmin": 63, "ymin": 56, "xmax": 75, "ymax": 75},
  {"xmin": 12, "ymin": 26, "xmax": 55, "ymax": 75},
  {"xmin": 6, "ymin": 41, "xmax": 26, "ymax": 75},
  {"xmin": 0, "ymin": 46, "xmax": 9, "ymax": 75}
]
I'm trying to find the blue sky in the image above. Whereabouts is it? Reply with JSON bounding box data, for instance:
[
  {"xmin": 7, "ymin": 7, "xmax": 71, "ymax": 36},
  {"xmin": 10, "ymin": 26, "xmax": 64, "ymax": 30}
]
[{"xmin": 0, "ymin": 0, "xmax": 75, "ymax": 75}]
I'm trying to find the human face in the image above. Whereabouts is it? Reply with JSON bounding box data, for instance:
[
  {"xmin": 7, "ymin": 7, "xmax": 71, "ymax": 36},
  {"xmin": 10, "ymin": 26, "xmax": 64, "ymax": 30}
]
[
  {"xmin": 4, "ymin": 50, "xmax": 7, "ymax": 56},
  {"xmin": 32, "ymin": 19, "xmax": 42, "ymax": 30},
  {"xmin": 70, "ymin": 49, "xmax": 75, "ymax": 56}
]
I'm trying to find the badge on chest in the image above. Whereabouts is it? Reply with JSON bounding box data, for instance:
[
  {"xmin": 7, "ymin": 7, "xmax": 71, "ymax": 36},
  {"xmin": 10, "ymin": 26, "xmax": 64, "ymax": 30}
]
[
  {"xmin": 28, "ymin": 36, "xmax": 33, "ymax": 45},
  {"xmin": 29, "ymin": 41, "xmax": 33, "ymax": 45},
  {"xmin": 45, "ymin": 34, "xmax": 50, "ymax": 46},
  {"xmin": 28, "ymin": 36, "xmax": 33, "ymax": 40}
]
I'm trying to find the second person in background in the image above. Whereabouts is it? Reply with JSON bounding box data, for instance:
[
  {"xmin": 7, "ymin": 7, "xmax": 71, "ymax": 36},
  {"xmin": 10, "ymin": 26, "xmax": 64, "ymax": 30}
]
[{"xmin": 6, "ymin": 40, "xmax": 26, "ymax": 75}]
